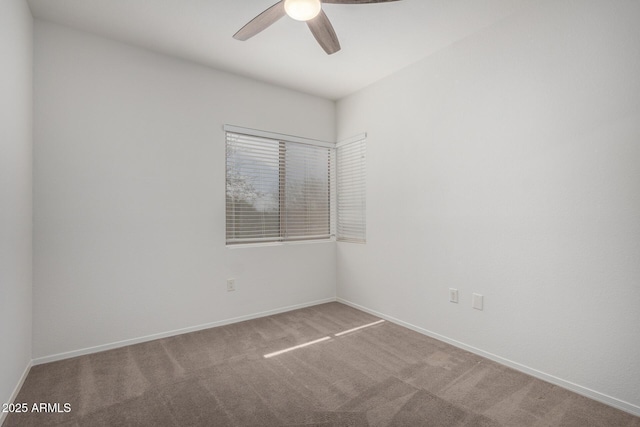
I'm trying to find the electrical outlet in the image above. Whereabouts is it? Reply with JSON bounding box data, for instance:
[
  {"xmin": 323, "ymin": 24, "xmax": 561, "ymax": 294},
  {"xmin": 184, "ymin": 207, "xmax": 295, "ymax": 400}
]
[
  {"xmin": 472, "ymin": 293, "xmax": 483, "ymax": 310},
  {"xmin": 227, "ymin": 278, "xmax": 235, "ymax": 292},
  {"xmin": 449, "ymin": 288, "xmax": 458, "ymax": 303}
]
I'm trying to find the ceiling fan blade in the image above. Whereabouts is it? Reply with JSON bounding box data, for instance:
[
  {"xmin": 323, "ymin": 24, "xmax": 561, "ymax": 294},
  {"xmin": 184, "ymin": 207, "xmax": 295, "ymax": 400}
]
[
  {"xmin": 233, "ymin": 1, "xmax": 286, "ymax": 41},
  {"xmin": 307, "ymin": 10, "xmax": 341, "ymax": 55},
  {"xmin": 321, "ymin": 0, "xmax": 401, "ymax": 3}
]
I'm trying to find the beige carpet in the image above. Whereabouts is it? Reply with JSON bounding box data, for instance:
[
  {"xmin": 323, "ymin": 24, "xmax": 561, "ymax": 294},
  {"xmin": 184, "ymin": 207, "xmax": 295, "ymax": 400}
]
[{"xmin": 4, "ymin": 302, "xmax": 639, "ymax": 426}]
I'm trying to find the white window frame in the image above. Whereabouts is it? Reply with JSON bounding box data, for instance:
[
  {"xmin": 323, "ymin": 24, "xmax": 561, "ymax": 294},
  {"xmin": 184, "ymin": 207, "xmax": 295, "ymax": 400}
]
[
  {"xmin": 224, "ymin": 125, "xmax": 336, "ymax": 246},
  {"xmin": 224, "ymin": 125, "xmax": 366, "ymax": 247}
]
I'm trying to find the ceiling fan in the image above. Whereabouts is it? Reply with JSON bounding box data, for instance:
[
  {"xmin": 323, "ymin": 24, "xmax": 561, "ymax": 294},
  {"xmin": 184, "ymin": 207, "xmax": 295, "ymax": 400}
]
[{"xmin": 233, "ymin": 0, "xmax": 401, "ymax": 55}]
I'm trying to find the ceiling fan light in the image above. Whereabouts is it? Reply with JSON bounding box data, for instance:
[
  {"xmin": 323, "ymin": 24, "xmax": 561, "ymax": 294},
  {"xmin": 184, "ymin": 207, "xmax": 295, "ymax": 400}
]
[{"xmin": 284, "ymin": 0, "xmax": 322, "ymax": 22}]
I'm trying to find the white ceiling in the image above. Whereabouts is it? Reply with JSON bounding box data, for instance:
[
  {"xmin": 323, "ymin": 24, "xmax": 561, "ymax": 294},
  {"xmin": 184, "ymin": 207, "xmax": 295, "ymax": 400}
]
[{"xmin": 27, "ymin": 0, "xmax": 536, "ymax": 100}]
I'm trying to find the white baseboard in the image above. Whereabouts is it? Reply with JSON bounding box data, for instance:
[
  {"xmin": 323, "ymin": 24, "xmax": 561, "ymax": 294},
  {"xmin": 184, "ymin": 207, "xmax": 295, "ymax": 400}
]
[
  {"xmin": 32, "ymin": 297, "xmax": 337, "ymax": 366},
  {"xmin": 337, "ymin": 297, "xmax": 640, "ymax": 418},
  {"xmin": 0, "ymin": 359, "xmax": 32, "ymax": 426}
]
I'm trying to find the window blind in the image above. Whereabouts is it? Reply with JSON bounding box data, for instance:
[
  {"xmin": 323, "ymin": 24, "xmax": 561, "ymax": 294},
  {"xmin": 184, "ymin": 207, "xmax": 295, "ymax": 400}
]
[
  {"xmin": 336, "ymin": 135, "xmax": 366, "ymax": 243},
  {"xmin": 226, "ymin": 131, "xmax": 333, "ymax": 244}
]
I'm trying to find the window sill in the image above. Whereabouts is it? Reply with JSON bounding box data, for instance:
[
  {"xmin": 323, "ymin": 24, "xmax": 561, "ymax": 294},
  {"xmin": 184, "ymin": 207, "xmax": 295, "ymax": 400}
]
[{"xmin": 226, "ymin": 238, "xmax": 336, "ymax": 249}]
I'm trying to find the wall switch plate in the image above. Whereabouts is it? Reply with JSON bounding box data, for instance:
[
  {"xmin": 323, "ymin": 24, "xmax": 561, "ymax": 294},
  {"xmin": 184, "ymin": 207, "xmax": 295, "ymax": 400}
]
[
  {"xmin": 449, "ymin": 288, "xmax": 459, "ymax": 303},
  {"xmin": 472, "ymin": 293, "xmax": 483, "ymax": 310},
  {"xmin": 227, "ymin": 278, "xmax": 235, "ymax": 292}
]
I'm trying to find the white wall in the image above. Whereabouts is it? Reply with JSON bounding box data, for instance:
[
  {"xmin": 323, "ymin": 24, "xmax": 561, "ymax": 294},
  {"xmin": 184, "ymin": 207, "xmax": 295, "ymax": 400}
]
[
  {"xmin": 33, "ymin": 21, "xmax": 336, "ymax": 360},
  {"xmin": 0, "ymin": 0, "xmax": 33, "ymax": 414},
  {"xmin": 337, "ymin": 0, "xmax": 640, "ymax": 414}
]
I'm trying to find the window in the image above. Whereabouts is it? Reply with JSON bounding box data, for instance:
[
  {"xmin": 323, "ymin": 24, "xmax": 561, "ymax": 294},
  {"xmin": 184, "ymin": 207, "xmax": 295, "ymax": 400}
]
[
  {"xmin": 225, "ymin": 126, "xmax": 334, "ymax": 245},
  {"xmin": 336, "ymin": 135, "xmax": 366, "ymax": 243}
]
